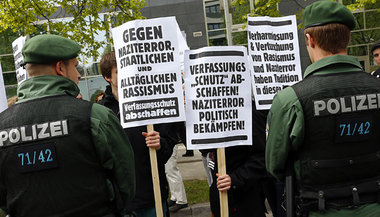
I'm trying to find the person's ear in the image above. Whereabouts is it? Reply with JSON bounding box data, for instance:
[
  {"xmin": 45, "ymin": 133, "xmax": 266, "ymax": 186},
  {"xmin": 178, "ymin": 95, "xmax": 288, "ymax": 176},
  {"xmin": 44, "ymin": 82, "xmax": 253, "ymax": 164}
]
[
  {"xmin": 55, "ymin": 61, "xmax": 66, "ymax": 77},
  {"xmin": 305, "ymin": 33, "xmax": 315, "ymax": 48},
  {"xmin": 105, "ymin": 75, "xmax": 112, "ymax": 83}
]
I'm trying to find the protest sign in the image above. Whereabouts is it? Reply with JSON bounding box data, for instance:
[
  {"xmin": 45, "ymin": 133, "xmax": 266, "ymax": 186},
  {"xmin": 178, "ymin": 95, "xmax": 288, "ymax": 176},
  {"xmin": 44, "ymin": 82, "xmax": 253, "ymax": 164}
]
[
  {"xmin": 248, "ymin": 15, "xmax": 302, "ymax": 110},
  {"xmin": 112, "ymin": 17, "xmax": 186, "ymax": 217},
  {"xmin": 0, "ymin": 64, "xmax": 7, "ymax": 113},
  {"xmin": 12, "ymin": 36, "xmax": 28, "ymax": 85},
  {"xmin": 184, "ymin": 46, "xmax": 252, "ymax": 150},
  {"xmin": 112, "ymin": 16, "xmax": 186, "ymax": 128}
]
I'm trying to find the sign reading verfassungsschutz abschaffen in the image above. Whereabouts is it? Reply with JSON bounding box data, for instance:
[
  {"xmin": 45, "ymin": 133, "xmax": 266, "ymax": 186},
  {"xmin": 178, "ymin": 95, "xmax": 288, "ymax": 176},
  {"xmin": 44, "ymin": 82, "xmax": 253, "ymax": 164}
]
[
  {"xmin": 184, "ymin": 46, "xmax": 252, "ymax": 150},
  {"xmin": 112, "ymin": 17, "xmax": 186, "ymax": 128}
]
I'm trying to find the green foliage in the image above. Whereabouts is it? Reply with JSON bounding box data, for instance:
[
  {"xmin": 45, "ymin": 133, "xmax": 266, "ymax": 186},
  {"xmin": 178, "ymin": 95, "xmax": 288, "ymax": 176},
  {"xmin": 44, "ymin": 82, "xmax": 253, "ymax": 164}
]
[
  {"xmin": 251, "ymin": 0, "xmax": 282, "ymax": 17},
  {"xmin": 231, "ymin": 0, "xmax": 249, "ymax": 45},
  {"xmin": 232, "ymin": 32, "xmax": 248, "ymax": 45},
  {"xmin": 0, "ymin": 0, "xmax": 147, "ymax": 63},
  {"xmin": 5, "ymin": 87, "xmax": 17, "ymax": 98},
  {"xmin": 231, "ymin": 0, "xmax": 281, "ymax": 45},
  {"xmin": 232, "ymin": 0, "xmax": 250, "ymax": 24},
  {"xmin": 345, "ymin": 0, "xmax": 379, "ymax": 10}
]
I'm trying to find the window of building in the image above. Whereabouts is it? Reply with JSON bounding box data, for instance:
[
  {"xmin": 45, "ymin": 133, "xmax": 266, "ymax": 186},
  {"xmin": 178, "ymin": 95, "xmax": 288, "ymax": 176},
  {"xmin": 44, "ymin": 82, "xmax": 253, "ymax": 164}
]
[
  {"xmin": 0, "ymin": 29, "xmax": 20, "ymax": 98},
  {"xmin": 206, "ymin": 5, "xmax": 220, "ymax": 14},
  {"xmin": 208, "ymin": 23, "xmax": 223, "ymax": 30}
]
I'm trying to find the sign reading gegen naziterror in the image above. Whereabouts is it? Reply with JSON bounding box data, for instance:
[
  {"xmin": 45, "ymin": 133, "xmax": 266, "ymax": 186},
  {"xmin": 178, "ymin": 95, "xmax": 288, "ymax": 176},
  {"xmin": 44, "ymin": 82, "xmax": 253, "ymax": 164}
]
[
  {"xmin": 248, "ymin": 15, "xmax": 302, "ymax": 110},
  {"xmin": 185, "ymin": 46, "xmax": 252, "ymax": 150},
  {"xmin": 112, "ymin": 17, "xmax": 186, "ymax": 128}
]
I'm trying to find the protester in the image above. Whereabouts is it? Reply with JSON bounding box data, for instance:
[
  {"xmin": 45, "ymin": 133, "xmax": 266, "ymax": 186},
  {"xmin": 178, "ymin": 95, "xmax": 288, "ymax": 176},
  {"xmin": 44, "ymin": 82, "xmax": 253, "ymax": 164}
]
[
  {"xmin": 165, "ymin": 124, "xmax": 189, "ymax": 212},
  {"xmin": 208, "ymin": 103, "xmax": 268, "ymax": 217},
  {"xmin": 266, "ymin": 1, "xmax": 380, "ymax": 216},
  {"xmin": 98, "ymin": 51, "xmax": 176, "ymax": 217},
  {"xmin": 95, "ymin": 90, "xmax": 105, "ymax": 103},
  {"xmin": 370, "ymin": 39, "xmax": 380, "ymax": 77},
  {"xmin": 200, "ymin": 149, "xmax": 213, "ymax": 187},
  {"xmin": 0, "ymin": 34, "xmax": 135, "ymax": 217}
]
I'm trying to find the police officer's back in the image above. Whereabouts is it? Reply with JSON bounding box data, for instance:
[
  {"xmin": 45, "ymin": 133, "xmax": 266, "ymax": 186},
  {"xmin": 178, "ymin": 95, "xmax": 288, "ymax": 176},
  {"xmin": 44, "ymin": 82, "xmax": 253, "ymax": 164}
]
[
  {"xmin": 0, "ymin": 34, "xmax": 135, "ymax": 217},
  {"xmin": 266, "ymin": 1, "xmax": 380, "ymax": 216}
]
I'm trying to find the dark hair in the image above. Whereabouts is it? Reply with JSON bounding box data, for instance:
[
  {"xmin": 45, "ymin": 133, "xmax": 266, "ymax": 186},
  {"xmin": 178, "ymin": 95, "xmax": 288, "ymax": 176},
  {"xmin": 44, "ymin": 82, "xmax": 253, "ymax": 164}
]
[
  {"xmin": 371, "ymin": 40, "xmax": 380, "ymax": 54},
  {"xmin": 304, "ymin": 23, "xmax": 351, "ymax": 54},
  {"xmin": 95, "ymin": 91, "xmax": 105, "ymax": 103},
  {"xmin": 100, "ymin": 51, "xmax": 117, "ymax": 80}
]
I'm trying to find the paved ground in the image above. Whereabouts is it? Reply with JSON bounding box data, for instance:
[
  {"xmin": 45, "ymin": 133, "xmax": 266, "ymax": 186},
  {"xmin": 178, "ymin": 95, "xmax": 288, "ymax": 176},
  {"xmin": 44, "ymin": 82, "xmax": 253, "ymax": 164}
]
[
  {"xmin": 171, "ymin": 144, "xmax": 273, "ymax": 217},
  {"xmin": 176, "ymin": 144, "xmax": 206, "ymax": 181}
]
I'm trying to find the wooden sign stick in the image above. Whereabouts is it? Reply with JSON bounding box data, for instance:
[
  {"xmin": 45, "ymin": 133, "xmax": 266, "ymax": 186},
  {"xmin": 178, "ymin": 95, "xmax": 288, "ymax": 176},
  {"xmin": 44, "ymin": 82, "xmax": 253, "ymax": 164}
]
[
  {"xmin": 217, "ymin": 147, "xmax": 229, "ymax": 217},
  {"xmin": 147, "ymin": 124, "xmax": 163, "ymax": 217}
]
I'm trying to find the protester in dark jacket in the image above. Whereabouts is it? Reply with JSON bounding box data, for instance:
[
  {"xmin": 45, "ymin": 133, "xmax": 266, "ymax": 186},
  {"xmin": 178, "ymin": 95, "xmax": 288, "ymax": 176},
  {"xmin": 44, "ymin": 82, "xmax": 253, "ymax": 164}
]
[
  {"xmin": 208, "ymin": 103, "xmax": 268, "ymax": 217},
  {"xmin": 98, "ymin": 51, "xmax": 176, "ymax": 217}
]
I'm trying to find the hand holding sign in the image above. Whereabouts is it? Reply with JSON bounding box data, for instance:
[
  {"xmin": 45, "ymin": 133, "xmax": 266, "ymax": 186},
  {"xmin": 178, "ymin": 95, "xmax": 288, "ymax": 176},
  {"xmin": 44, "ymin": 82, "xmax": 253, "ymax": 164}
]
[
  {"xmin": 143, "ymin": 130, "xmax": 161, "ymax": 150},
  {"xmin": 216, "ymin": 173, "xmax": 231, "ymax": 191}
]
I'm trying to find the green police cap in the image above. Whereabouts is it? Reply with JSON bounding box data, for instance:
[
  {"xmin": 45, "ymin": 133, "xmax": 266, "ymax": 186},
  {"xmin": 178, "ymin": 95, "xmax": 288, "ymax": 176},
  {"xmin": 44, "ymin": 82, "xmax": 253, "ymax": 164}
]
[
  {"xmin": 303, "ymin": 1, "xmax": 356, "ymax": 30},
  {"xmin": 22, "ymin": 34, "xmax": 81, "ymax": 64}
]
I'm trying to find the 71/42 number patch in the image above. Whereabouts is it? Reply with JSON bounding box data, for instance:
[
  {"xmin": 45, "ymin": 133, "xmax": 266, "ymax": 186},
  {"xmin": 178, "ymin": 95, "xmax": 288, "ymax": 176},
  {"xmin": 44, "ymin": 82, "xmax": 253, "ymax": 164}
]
[
  {"xmin": 335, "ymin": 115, "xmax": 372, "ymax": 143},
  {"xmin": 15, "ymin": 142, "xmax": 58, "ymax": 173}
]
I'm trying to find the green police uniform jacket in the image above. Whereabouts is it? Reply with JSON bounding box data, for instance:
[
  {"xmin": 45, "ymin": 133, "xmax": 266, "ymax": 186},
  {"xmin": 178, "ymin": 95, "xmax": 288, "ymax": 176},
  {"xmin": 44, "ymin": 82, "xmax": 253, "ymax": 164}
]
[
  {"xmin": 0, "ymin": 75, "xmax": 135, "ymax": 217},
  {"xmin": 266, "ymin": 55, "xmax": 380, "ymax": 217}
]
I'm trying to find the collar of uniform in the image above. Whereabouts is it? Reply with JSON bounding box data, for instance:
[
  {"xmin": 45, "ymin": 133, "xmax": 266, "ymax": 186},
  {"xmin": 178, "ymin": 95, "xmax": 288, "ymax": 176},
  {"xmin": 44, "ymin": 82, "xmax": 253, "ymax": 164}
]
[
  {"xmin": 17, "ymin": 75, "xmax": 80, "ymax": 103},
  {"xmin": 304, "ymin": 55, "xmax": 362, "ymax": 78}
]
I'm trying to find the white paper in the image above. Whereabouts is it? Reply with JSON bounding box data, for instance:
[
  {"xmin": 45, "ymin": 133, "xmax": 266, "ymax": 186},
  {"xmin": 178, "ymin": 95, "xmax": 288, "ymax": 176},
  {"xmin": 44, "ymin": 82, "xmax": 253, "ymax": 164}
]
[
  {"xmin": 184, "ymin": 46, "xmax": 252, "ymax": 150},
  {"xmin": 112, "ymin": 17, "xmax": 186, "ymax": 128},
  {"xmin": 12, "ymin": 36, "xmax": 28, "ymax": 85},
  {"xmin": 0, "ymin": 63, "xmax": 8, "ymax": 113},
  {"xmin": 248, "ymin": 15, "xmax": 302, "ymax": 110}
]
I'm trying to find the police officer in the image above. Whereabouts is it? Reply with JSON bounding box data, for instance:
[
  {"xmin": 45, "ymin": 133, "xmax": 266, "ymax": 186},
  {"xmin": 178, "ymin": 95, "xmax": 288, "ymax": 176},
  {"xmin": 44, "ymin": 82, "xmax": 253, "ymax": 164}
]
[
  {"xmin": 0, "ymin": 34, "xmax": 135, "ymax": 217},
  {"xmin": 266, "ymin": 1, "xmax": 380, "ymax": 216},
  {"xmin": 370, "ymin": 39, "xmax": 380, "ymax": 77}
]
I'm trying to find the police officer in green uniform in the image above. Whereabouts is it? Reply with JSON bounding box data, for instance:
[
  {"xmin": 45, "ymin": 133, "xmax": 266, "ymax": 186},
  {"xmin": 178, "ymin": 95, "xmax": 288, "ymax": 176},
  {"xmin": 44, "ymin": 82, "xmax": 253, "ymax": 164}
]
[
  {"xmin": 266, "ymin": 1, "xmax": 380, "ymax": 216},
  {"xmin": 0, "ymin": 34, "xmax": 135, "ymax": 217}
]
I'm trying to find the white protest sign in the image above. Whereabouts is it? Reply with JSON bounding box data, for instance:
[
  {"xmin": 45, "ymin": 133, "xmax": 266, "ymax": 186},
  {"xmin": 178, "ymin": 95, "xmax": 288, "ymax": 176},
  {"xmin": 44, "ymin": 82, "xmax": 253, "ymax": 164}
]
[
  {"xmin": 184, "ymin": 46, "xmax": 252, "ymax": 150},
  {"xmin": 0, "ymin": 63, "xmax": 7, "ymax": 113},
  {"xmin": 12, "ymin": 36, "xmax": 28, "ymax": 85},
  {"xmin": 112, "ymin": 17, "xmax": 186, "ymax": 128},
  {"xmin": 178, "ymin": 30, "xmax": 189, "ymax": 71},
  {"xmin": 248, "ymin": 15, "xmax": 302, "ymax": 110}
]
